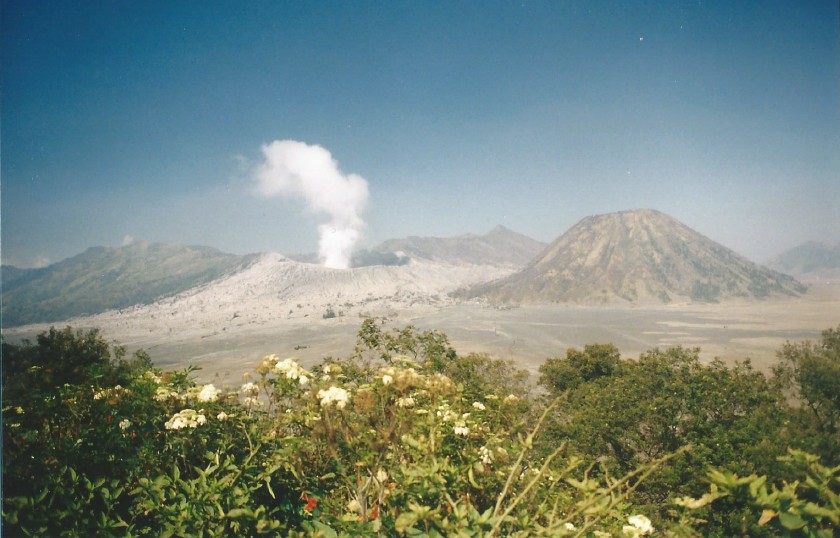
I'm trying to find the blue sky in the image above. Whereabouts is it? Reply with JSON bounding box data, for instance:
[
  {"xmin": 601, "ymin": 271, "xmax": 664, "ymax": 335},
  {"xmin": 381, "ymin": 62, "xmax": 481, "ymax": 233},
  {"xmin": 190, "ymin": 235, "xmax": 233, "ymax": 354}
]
[{"xmin": 3, "ymin": 1, "xmax": 839, "ymax": 268}]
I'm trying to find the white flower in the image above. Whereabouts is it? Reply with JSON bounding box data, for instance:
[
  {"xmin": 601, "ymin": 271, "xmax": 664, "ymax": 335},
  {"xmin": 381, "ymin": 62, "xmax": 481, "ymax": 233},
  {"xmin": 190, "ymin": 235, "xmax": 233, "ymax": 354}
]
[
  {"xmin": 118, "ymin": 419, "xmax": 131, "ymax": 430},
  {"xmin": 298, "ymin": 374, "xmax": 309, "ymax": 386},
  {"xmin": 216, "ymin": 411, "xmax": 229, "ymax": 420},
  {"xmin": 453, "ymin": 421, "xmax": 469, "ymax": 436},
  {"xmin": 472, "ymin": 401, "xmax": 486, "ymax": 411},
  {"xmin": 437, "ymin": 406, "xmax": 456, "ymax": 422},
  {"xmin": 242, "ymin": 396, "xmax": 263, "ymax": 408},
  {"xmin": 382, "ymin": 374, "xmax": 393, "ymax": 386},
  {"xmin": 479, "ymin": 445, "xmax": 493, "ymax": 464},
  {"xmin": 503, "ymin": 394, "xmax": 519, "ymax": 404},
  {"xmin": 197, "ymin": 384, "xmax": 222, "ymax": 403},
  {"xmin": 155, "ymin": 386, "xmax": 178, "ymax": 401},
  {"xmin": 623, "ymin": 514, "xmax": 654, "ymax": 537},
  {"xmin": 240, "ymin": 382, "xmax": 260, "ymax": 396},
  {"xmin": 376, "ymin": 469, "xmax": 388, "ymax": 483},
  {"xmin": 275, "ymin": 358, "xmax": 308, "ymax": 381},
  {"xmin": 318, "ymin": 386, "xmax": 350, "ymax": 409},
  {"xmin": 347, "ymin": 499, "xmax": 361, "ymax": 513},
  {"xmin": 564, "ymin": 522, "xmax": 576, "ymax": 531},
  {"xmin": 165, "ymin": 409, "xmax": 207, "ymax": 430},
  {"xmin": 397, "ymin": 396, "xmax": 416, "ymax": 408}
]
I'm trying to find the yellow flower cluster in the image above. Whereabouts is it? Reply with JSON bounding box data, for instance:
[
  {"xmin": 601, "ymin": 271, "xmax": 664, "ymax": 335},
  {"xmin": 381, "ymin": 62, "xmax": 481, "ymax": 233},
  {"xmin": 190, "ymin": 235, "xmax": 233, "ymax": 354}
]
[
  {"xmin": 144, "ymin": 371, "xmax": 162, "ymax": 384},
  {"xmin": 154, "ymin": 386, "xmax": 178, "ymax": 402},
  {"xmin": 378, "ymin": 366, "xmax": 455, "ymax": 396},
  {"xmin": 93, "ymin": 385, "xmax": 130, "ymax": 401}
]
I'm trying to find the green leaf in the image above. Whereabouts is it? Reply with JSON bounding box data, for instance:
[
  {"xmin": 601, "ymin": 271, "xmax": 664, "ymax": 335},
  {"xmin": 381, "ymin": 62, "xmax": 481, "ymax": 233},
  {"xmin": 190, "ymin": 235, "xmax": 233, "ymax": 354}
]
[
  {"xmin": 778, "ymin": 511, "xmax": 807, "ymax": 530},
  {"xmin": 748, "ymin": 475, "xmax": 767, "ymax": 498},
  {"xmin": 309, "ymin": 520, "xmax": 338, "ymax": 538},
  {"xmin": 800, "ymin": 502, "xmax": 836, "ymax": 520},
  {"xmin": 264, "ymin": 477, "xmax": 275, "ymax": 499},
  {"xmin": 395, "ymin": 511, "xmax": 419, "ymax": 533},
  {"xmin": 227, "ymin": 508, "xmax": 254, "ymax": 519},
  {"xmin": 468, "ymin": 467, "xmax": 480, "ymax": 488}
]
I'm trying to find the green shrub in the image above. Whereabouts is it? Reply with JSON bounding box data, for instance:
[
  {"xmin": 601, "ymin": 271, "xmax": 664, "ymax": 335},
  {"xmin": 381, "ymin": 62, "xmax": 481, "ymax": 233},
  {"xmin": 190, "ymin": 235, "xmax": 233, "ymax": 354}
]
[{"xmin": 3, "ymin": 322, "xmax": 838, "ymax": 536}]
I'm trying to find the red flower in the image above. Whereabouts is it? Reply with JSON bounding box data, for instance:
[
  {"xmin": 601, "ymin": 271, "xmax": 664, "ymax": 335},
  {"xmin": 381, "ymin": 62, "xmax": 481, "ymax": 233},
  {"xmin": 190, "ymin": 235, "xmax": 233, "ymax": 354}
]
[
  {"xmin": 301, "ymin": 493, "xmax": 318, "ymax": 513},
  {"xmin": 370, "ymin": 503, "xmax": 379, "ymax": 520}
]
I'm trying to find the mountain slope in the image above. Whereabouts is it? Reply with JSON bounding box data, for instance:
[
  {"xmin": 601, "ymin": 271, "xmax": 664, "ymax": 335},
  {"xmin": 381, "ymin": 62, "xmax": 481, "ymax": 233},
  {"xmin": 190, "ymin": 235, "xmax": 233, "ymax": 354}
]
[
  {"xmin": 465, "ymin": 209, "xmax": 806, "ymax": 304},
  {"xmin": 122, "ymin": 253, "xmax": 513, "ymax": 322},
  {"xmin": 766, "ymin": 241, "xmax": 840, "ymax": 281},
  {"xmin": 371, "ymin": 225, "xmax": 546, "ymax": 267},
  {"xmin": 1, "ymin": 265, "xmax": 42, "ymax": 288},
  {"xmin": 2, "ymin": 242, "xmax": 257, "ymax": 326}
]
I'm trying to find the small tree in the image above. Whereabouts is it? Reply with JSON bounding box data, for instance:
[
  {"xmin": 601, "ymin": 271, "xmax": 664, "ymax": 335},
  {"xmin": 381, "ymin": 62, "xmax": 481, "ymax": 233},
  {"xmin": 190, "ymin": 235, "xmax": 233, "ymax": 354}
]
[
  {"xmin": 773, "ymin": 326, "xmax": 840, "ymax": 463},
  {"xmin": 3, "ymin": 327, "xmax": 113, "ymax": 399},
  {"xmin": 538, "ymin": 343, "xmax": 621, "ymax": 395}
]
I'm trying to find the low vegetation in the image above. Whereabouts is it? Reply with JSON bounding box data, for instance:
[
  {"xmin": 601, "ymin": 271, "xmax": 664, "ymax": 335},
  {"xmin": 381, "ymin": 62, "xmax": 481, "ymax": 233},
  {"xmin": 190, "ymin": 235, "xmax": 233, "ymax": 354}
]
[{"xmin": 2, "ymin": 321, "xmax": 838, "ymax": 536}]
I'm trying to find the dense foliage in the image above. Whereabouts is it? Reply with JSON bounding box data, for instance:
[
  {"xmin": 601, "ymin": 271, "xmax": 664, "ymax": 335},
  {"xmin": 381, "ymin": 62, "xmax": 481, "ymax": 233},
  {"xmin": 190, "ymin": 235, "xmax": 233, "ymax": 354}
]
[{"xmin": 2, "ymin": 322, "xmax": 838, "ymax": 536}]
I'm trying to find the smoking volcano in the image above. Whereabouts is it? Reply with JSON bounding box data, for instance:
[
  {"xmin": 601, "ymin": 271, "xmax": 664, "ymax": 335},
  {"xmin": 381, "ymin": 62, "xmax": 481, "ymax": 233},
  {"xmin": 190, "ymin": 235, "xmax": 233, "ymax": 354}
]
[{"xmin": 254, "ymin": 140, "xmax": 369, "ymax": 269}]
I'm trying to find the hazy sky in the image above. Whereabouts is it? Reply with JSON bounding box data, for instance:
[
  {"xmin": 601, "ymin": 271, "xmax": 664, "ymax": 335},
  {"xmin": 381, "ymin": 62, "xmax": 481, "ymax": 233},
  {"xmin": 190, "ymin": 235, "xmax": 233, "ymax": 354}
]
[{"xmin": 3, "ymin": 1, "xmax": 839, "ymax": 268}]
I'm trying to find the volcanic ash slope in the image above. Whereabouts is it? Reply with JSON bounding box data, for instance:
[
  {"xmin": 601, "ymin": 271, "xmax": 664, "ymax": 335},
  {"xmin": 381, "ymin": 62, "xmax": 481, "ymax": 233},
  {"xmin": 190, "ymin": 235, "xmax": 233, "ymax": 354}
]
[{"xmin": 79, "ymin": 253, "xmax": 516, "ymax": 334}]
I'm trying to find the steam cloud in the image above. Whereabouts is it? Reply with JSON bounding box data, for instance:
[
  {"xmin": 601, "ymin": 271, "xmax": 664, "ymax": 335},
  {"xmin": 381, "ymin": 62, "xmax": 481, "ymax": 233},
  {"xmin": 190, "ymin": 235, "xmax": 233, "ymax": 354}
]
[{"xmin": 254, "ymin": 140, "xmax": 369, "ymax": 269}]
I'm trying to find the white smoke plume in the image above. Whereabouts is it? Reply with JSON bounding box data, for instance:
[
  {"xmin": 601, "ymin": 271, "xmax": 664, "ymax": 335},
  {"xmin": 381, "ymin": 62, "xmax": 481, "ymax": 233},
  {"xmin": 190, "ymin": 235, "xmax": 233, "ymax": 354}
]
[{"xmin": 254, "ymin": 140, "xmax": 369, "ymax": 269}]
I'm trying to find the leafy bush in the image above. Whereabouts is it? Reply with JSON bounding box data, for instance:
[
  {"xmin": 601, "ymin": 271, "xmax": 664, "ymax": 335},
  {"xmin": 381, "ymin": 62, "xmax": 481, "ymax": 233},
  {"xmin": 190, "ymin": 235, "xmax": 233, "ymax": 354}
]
[
  {"xmin": 676, "ymin": 450, "xmax": 840, "ymax": 537},
  {"xmin": 2, "ymin": 322, "xmax": 838, "ymax": 536}
]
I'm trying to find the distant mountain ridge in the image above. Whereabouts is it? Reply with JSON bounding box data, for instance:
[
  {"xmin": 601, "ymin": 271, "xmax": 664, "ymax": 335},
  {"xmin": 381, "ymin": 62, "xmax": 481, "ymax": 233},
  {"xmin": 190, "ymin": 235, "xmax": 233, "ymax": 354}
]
[
  {"xmin": 766, "ymin": 241, "xmax": 840, "ymax": 281},
  {"xmin": 2, "ymin": 242, "xmax": 258, "ymax": 327},
  {"xmin": 286, "ymin": 226, "xmax": 547, "ymax": 268},
  {"xmin": 1, "ymin": 226, "xmax": 543, "ymax": 327},
  {"xmin": 464, "ymin": 209, "xmax": 806, "ymax": 304},
  {"xmin": 2, "ymin": 216, "xmax": 809, "ymax": 327},
  {"xmin": 373, "ymin": 225, "xmax": 547, "ymax": 267}
]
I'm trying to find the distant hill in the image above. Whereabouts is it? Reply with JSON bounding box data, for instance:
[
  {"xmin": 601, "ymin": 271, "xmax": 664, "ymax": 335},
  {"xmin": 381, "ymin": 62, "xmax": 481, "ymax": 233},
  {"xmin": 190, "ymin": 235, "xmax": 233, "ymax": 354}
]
[
  {"xmin": 370, "ymin": 225, "xmax": 547, "ymax": 267},
  {"xmin": 463, "ymin": 209, "xmax": 806, "ymax": 304},
  {"xmin": 766, "ymin": 241, "xmax": 840, "ymax": 281},
  {"xmin": 2, "ymin": 242, "xmax": 257, "ymax": 326}
]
